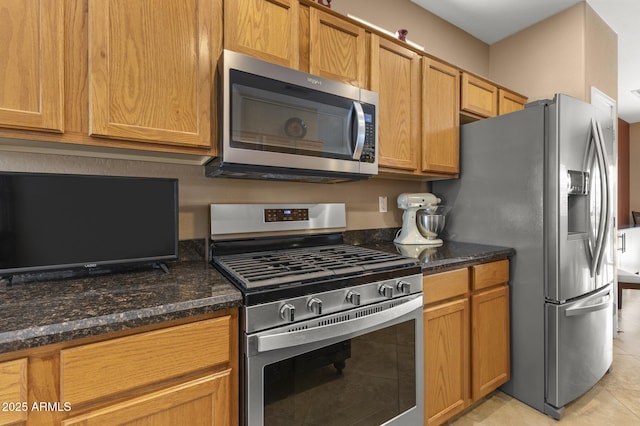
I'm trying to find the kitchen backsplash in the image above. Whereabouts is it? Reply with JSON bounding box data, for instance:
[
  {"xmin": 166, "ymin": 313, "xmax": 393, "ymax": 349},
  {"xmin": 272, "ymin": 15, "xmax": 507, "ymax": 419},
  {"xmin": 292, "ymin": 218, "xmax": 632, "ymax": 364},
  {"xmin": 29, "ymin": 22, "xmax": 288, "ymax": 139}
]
[{"xmin": 0, "ymin": 151, "xmax": 427, "ymax": 239}]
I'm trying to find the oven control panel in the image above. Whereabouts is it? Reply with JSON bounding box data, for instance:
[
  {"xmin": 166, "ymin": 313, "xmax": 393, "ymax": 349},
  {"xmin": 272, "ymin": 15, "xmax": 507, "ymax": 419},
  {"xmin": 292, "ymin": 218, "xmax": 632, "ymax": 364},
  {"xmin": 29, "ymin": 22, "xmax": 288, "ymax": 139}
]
[
  {"xmin": 210, "ymin": 203, "xmax": 346, "ymax": 236},
  {"xmin": 264, "ymin": 208, "xmax": 309, "ymax": 222},
  {"xmin": 244, "ymin": 273, "xmax": 423, "ymax": 334}
]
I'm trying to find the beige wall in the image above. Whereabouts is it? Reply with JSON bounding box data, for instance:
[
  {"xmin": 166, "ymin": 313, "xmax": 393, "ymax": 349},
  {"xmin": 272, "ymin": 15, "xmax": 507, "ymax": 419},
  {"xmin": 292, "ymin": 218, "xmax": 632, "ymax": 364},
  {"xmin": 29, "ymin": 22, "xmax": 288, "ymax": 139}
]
[
  {"xmin": 330, "ymin": 0, "xmax": 490, "ymax": 75},
  {"xmin": 630, "ymin": 123, "xmax": 640, "ymax": 215},
  {"xmin": 1, "ymin": 1, "xmax": 620, "ymax": 241},
  {"xmin": 489, "ymin": 2, "xmax": 617, "ymax": 104},
  {"xmin": 0, "ymin": 150, "xmax": 425, "ymax": 240}
]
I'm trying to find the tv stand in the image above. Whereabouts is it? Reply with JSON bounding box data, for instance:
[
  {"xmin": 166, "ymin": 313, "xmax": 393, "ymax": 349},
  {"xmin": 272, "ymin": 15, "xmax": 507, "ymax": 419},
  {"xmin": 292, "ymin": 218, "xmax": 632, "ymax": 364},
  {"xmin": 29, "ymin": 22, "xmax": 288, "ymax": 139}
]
[{"xmin": 152, "ymin": 262, "xmax": 170, "ymax": 274}]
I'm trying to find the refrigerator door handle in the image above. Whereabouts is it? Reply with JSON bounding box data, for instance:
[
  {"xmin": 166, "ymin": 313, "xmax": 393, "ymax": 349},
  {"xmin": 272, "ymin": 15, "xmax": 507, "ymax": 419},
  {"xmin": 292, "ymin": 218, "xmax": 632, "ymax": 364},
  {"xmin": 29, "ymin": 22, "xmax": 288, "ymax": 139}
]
[
  {"xmin": 583, "ymin": 118, "xmax": 609, "ymax": 277},
  {"xmin": 592, "ymin": 119, "xmax": 611, "ymax": 276},
  {"xmin": 565, "ymin": 287, "xmax": 611, "ymax": 317}
]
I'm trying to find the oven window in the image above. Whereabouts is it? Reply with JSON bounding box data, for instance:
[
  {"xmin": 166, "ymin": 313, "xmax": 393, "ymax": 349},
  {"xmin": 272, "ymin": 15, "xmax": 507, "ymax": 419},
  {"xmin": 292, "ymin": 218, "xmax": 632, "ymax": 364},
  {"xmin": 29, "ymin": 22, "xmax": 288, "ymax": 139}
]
[{"xmin": 263, "ymin": 320, "xmax": 416, "ymax": 425}]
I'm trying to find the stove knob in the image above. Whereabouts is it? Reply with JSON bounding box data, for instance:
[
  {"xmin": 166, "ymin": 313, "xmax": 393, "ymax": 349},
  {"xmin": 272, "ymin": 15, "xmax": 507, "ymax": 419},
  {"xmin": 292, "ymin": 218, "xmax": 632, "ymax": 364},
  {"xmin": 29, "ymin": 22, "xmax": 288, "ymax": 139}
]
[
  {"xmin": 397, "ymin": 280, "xmax": 411, "ymax": 295},
  {"xmin": 379, "ymin": 283, "xmax": 394, "ymax": 299},
  {"xmin": 307, "ymin": 297, "xmax": 323, "ymax": 315},
  {"xmin": 346, "ymin": 291, "xmax": 361, "ymax": 306},
  {"xmin": 279, "ymin": 303, "xmax": 296, "ymax": 322}
]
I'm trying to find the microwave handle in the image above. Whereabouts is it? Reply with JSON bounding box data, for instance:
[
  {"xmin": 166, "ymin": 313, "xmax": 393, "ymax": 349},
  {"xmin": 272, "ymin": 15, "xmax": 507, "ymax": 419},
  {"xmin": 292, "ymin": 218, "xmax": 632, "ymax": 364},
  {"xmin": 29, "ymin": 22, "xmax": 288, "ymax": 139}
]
[{"xmin": 350, "ymin": 101, "xmax": 366, "ymax": 160}]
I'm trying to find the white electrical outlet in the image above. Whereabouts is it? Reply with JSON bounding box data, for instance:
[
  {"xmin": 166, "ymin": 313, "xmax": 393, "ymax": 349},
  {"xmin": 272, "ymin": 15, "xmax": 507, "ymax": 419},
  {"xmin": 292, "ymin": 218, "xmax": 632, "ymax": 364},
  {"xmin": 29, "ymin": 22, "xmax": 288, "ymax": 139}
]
[{"xmin": 378, "ymin": 196, "xmax": 387, "ymax": 213}]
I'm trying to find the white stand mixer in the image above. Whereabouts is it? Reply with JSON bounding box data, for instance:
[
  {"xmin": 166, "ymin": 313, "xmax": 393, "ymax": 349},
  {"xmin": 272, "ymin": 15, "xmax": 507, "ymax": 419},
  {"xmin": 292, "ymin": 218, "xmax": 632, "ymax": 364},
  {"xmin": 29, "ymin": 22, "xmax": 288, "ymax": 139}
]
[{"xmin": 393, "ymin": 193, "xmax": 443, "ymax": 245}]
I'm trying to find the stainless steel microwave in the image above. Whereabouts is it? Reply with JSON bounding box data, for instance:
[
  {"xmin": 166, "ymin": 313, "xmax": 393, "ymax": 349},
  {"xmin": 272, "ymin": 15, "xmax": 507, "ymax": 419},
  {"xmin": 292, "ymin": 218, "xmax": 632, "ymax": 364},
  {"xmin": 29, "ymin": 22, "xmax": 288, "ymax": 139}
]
[{"xmin": 205, "ymin": 50, "xmax": 378, "ymax": 183}]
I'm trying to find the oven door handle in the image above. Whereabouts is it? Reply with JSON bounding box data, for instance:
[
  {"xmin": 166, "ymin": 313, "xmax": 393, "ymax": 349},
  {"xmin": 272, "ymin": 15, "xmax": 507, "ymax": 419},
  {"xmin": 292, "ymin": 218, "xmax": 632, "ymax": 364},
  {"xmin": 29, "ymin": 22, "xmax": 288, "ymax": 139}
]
[{"xmin": 256, "ymin": 296, "xmax": 422, "ymax": 353}]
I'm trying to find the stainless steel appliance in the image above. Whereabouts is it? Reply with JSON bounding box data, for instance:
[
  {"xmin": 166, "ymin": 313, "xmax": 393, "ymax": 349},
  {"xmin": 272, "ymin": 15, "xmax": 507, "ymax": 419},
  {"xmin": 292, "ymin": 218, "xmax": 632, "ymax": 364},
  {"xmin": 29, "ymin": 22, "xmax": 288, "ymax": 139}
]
[
  {"xmin": 205, "ymin": 50, "xmax": 378, "ymax": 183},
  {"xmin": 433, "ymin": 94, "xmax": 616, "ymax": 419},
  {"xmin": 209, "ymin": 203, "xmax": 423, "ymax": 426}
]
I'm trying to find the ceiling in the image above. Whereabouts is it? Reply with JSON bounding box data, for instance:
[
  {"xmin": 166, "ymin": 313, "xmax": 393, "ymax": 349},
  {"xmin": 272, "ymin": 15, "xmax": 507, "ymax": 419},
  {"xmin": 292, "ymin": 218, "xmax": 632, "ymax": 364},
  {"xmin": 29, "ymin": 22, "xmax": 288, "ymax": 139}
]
[{"xmin": 411, "ymin": 0, "xmax": 640, "ymax": 123}]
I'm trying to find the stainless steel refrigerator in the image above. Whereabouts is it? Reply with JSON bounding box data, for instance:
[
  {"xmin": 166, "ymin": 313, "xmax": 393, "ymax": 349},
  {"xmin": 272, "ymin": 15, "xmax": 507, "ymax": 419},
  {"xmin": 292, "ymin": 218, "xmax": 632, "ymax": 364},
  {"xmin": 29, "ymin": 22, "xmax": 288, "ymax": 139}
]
[{"xmin": 432, "ymin": 93, "xmax": 615, "ymax": 419}]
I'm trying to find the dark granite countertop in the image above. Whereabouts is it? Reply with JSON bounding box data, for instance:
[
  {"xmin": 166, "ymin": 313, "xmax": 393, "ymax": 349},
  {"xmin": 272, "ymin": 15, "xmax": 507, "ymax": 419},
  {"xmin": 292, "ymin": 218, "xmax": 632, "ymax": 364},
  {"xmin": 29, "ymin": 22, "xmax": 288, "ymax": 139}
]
[
  {"xmin": 0, "ymin": 259, "xmax": 242, "ymax": 355},
  {"xmin": 345, "ymin": 229, "xmax": 515, "ymax": 274},
  {"xmin": 358, "ymin": 240, "xmax": 514, "ymax": 274},
  {"xmin": 0, "ymin": 232, "xmax": 513, "ymax": 356}
]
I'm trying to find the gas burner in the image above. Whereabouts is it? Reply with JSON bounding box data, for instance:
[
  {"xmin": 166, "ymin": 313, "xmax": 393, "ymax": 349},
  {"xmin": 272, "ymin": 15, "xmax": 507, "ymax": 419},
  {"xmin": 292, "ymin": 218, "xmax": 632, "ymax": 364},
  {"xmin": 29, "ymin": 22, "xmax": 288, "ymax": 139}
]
[{"xmin": 213, "ymin": 244, "xmax": 416, "ymax": 289}]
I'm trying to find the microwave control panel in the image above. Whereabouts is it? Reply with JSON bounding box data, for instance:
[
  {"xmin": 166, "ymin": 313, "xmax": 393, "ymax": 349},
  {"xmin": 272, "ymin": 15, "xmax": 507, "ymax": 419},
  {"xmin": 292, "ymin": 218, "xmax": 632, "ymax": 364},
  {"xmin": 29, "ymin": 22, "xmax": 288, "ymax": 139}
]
[{"xmin": 360, "ymin": 102, "xmax": 376, "ymax": 164}]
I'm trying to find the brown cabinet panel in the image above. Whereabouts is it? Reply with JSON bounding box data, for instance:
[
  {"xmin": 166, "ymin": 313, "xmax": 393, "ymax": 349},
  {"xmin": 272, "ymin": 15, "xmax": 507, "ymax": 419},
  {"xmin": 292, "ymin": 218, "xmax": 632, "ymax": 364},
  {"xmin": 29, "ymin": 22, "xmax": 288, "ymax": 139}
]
[
  {"xmin": 498, "ymin": 88, "xmax": 527, "ymax": 115},
  {"xmin": 89, "ymin": 0, "xmax": 215, "ymax": 148},
  {"xmin": 225, "ymin": 0, "xmax": 298, "ymax": 68},
  {"xmin": 460, "ymin": 72, "xmax": 498, "ymax": 118},
  {"xmin": 0, "ymin": 0, "xmax": 64, "ymax": 132},
  {"xmin": 60, "ymin": 316, "xmax": 231, "ymax": 406},
  {"xmin": 472, "ymin": 259, "xmax": 509, "ymax": 291},
  {"xmin": 62, "ymin": 371, "xmax": 231, "ymax": 426},
  {"xmin": 424, "ymin": 298, "xmax": 469, "ymax": 426},
  {"xmin": 0, "ymin": 358, "xmax": 27, "ymax": 426},
  {"xmin": 471, "ymin": 284, "xmax": 510, "ymax": 400},
  {"xmin": 422, "ymin": 58, "xmax": 460, "ymax": 174},
  {"xmin": 423, "ymin": 268, "xmax": 469, "ymax": 305},
  {"xmin": 309, "ymin": 8, "xmax": 365, "ymax": 87},
  {"xmin": 370, "ymin": 35, "xmax": 420, "ymax": 171}
]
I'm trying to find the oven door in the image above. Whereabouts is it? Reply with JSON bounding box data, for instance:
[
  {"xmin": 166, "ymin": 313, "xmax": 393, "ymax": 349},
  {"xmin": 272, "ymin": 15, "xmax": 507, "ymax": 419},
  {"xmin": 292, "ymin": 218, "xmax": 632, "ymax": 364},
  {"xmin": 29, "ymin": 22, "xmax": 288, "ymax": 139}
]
[{"xmin": 244, "ymin": 295, "xmax": 423, "ymax": 426}]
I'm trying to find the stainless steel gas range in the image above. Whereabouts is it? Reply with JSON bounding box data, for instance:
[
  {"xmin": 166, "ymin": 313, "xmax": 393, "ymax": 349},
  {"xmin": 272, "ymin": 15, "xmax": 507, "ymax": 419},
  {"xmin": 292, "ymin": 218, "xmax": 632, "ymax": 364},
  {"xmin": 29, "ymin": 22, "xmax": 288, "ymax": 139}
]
[{"xmin": 209, "ymin": 203, "xmax": 424, "ymax": 426}]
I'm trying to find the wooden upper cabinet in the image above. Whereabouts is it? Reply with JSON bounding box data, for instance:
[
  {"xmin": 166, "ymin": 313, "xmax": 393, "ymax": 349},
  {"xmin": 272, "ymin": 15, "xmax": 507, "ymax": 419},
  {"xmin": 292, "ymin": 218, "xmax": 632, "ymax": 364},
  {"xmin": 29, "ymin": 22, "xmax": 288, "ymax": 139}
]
[
  {"xmin": 309, "ymin": 8, "xmax": 366, "ymax": 87},
  {"xmin": 460, "ymin": 72, "xmax": 498, "ymax": 118},
  {"xmin": 370, "ymin": 35, "xmax": 420, "ymax": 172},
  {"xmin": 0, "ymin": 0, "xmax": 64, "ymax": 133},
  {"xmin": 498, "ymin": 88, "xmax": 527, "ymax": 115},
  {"xmin": 422, "ymin": 58, "xmax": 460, "ymax": 175},
  {"xmin": 88, "ymin": 0, "xmax": 215, "ymax": 149},
  {"xmin": 225, "ymin": 0, "xmax": 298, "ymax": 68}
]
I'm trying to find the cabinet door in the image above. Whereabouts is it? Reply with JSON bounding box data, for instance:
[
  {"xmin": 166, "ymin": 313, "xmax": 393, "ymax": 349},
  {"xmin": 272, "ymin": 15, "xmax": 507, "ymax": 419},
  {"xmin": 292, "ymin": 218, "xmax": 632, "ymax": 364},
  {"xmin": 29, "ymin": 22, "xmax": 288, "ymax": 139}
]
[
  {"xmin": 225, "ymin": 0, "xmax": 298, "ymax": 68},
  {"xmin": 0, "ymin": 0, "xmax": 63, "ymax": 132},
  {"xmin": 498, "ymin": 88, "xmax": 527, "ymax": 115},
  {"xmin": 0, "ymin": 358, "xmax": 27, "ymax": 426},
  {"xmin": 471, "ymin": 284, "xmax": 510, "ymax": 401},
  {"xmin": 460, "ymin": 72, "xmax": 497, "ymax": 118},
  {"xmin": 424, "ymin": 298, "xmax": 469, "ymax": 426},
  {"xmin": 422, "ymin": 58, "xmax": 460, "ymax": 174},
  {"xmin": 370, "ymin": 35, "xmax": 420, "ymax": 172},
  {"xmin": 309, "ymin": 8, "xmax": 365, "ymax": 87},
  {"xmin": 62, "ymin": 371, "xmax": 231, "ymax": 426},
  {"xmin": 89, "ymin": 0, "xmax": 216, "ymax": 149}
]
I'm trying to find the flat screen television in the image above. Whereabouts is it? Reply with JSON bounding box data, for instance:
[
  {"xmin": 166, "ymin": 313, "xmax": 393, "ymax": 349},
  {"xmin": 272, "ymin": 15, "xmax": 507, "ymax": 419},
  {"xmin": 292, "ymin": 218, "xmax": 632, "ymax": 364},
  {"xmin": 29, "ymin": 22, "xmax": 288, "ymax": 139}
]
[{"xmin": 0, "ymin": 172, "xmax": 179, "ymax": 277}]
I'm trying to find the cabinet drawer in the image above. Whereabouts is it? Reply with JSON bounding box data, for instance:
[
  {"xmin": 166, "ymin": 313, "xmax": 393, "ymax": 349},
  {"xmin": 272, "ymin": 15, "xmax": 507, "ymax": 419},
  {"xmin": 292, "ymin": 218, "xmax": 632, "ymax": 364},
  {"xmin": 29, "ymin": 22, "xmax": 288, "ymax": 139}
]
[
  {"xmin": 472, "ymin": 260, "xmax": 509, "ymax": 291},
  {"xmin": 0, "ymin": 358, "xmax": 27, "ymax": 426},
  {"xmin": 61, "ymin": 316, "xmax": 231, "ymax": 406},
  {"xmin": 423, "ymin": 268, "xmax": 469, "ymax": 305}
]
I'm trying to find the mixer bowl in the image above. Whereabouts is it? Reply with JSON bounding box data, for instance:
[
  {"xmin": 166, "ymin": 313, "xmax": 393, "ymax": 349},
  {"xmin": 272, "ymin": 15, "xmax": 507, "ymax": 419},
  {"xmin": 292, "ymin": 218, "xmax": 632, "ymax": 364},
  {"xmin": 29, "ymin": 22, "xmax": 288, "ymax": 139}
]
[{"xmin": 416, "ymin": 212, "xmax": 445, "ymax": 239}]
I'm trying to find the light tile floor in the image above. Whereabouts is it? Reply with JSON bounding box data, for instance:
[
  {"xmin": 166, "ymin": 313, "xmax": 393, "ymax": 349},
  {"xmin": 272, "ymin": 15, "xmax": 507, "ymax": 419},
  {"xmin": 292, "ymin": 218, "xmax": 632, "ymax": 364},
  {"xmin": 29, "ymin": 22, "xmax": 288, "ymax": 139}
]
[{"xmin": 450, "ymin": 289, "xmax": 640, "ymax": 425}]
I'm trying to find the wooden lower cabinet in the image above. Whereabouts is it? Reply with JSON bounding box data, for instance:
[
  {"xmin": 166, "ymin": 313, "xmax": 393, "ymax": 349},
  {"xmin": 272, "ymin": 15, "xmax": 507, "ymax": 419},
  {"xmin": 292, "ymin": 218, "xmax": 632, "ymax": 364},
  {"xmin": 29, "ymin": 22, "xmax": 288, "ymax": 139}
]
[
  {"xmin": 62, "ymin": 371, "xmax": 231, "ymax": 426},
  {"xmin": 424, "ymin": 298, "xmax": 469, "ymax": 426},
  {"xmin": 0, "ymin": 358, "xmax": 28, "ymax": 426},
  {"xmin": 471, "ymin": 284, "xmax": 510, "ymax": 401},
  {"xmin": 423, "ymin": 260, "xmax": 510, "ymax": 426},
  {"xmin": 0, "ymin": 310, "xmax": 237, "ymax": 426}
]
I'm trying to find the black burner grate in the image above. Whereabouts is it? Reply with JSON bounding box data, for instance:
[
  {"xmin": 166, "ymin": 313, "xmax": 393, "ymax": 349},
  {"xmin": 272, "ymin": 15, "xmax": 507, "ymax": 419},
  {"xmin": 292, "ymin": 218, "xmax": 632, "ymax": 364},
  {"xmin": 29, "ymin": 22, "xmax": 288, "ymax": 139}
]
[{"xmin": 213, "ymin": 245, "xmax": 415, "ymax": 288}]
